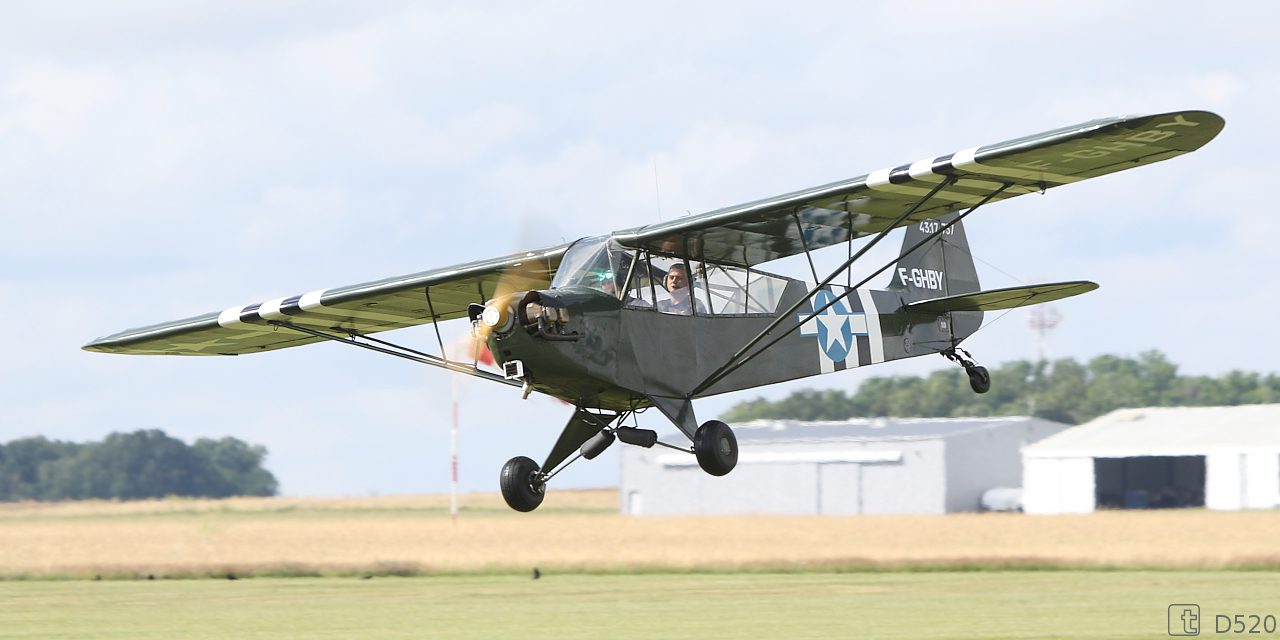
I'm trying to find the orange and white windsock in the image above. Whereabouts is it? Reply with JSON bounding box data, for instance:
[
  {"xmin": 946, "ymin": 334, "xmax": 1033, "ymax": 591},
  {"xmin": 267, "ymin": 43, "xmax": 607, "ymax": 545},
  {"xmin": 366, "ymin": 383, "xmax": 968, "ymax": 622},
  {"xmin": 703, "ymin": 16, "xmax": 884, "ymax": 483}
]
[{"xmin": 445, "ymin": 333, "xmax": 494, "ymax": 368}]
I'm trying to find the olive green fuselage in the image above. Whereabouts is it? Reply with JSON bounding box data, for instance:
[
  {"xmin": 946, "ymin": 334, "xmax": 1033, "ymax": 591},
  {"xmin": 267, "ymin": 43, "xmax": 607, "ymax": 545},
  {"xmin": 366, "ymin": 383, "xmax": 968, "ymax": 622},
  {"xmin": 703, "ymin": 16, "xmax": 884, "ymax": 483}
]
[
  {"xmin": 487, "ymin": 284, "xmax": 816, "ymax": 411},
  {"xmin": 484, "ymin": 281, "xmax": 973, "ymax": 412}
]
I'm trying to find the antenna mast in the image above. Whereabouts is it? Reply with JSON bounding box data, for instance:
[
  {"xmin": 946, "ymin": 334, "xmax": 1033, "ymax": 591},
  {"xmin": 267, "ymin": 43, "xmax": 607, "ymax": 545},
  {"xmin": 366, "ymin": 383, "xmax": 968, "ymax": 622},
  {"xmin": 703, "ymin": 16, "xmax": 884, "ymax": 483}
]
[{"xmin": 1027, "ymin": 303, "xmax": 1061, "ymax": 365}]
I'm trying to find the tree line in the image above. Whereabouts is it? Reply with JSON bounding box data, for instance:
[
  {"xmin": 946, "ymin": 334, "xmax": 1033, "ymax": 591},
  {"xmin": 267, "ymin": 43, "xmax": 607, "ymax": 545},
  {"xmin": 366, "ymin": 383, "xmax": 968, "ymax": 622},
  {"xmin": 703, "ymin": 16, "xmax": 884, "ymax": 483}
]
[
  {"xmin": 720, "ymin": 351, "xmax": 1280, "ymax": 425},
  {"xmin": 0, "ymin": 429, "xmax": 278, "ymax": 501}
]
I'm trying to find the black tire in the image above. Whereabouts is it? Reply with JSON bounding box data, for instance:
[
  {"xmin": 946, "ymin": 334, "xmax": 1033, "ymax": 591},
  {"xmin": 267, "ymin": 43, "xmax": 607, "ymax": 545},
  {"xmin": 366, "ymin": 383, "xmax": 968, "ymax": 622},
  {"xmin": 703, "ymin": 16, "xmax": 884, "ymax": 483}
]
[
  {"xmin": 500, "ymin": 456, "xmax": 545, "ymax": 512},
  {"xmin": 694, "ymin": 420, "xmax": 738, "ymax": 476},
  {"xmin": 968, "ymin": 366, "xmax": 991, "ymax": 394}
]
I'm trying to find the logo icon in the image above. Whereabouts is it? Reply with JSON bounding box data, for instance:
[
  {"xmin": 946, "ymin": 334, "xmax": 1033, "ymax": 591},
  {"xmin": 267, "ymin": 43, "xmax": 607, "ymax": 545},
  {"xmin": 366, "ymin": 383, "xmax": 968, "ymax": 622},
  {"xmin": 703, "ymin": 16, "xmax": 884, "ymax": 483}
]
[
  {"xmin": 1169, "ymin": 604, "xmax": 1200, "ymax": 636},
  {"xmin": 798, "ymin": 289, "xmax": 869, "ymax": 368}
]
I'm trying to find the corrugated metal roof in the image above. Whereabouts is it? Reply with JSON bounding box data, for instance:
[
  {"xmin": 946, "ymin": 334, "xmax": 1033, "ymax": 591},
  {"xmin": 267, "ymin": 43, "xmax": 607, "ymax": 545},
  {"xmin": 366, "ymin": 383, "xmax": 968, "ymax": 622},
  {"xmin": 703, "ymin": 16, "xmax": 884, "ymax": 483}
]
[
  {"xmin": 1023, "ymin": 404, "xmax": 1280, "ymax": 458},
  {"xmin": 658, "ymin": 449, "xmax": 904, "ymax": 467},
  {"xmin": 713, "ymin": 416, "xmax": 1045, "ymax": 444}
]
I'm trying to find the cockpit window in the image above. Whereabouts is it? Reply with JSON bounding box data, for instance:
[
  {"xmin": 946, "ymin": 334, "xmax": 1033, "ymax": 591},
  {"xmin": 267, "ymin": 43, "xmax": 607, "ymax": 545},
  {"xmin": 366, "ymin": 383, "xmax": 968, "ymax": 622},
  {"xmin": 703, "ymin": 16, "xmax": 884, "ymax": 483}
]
[
  {"xmin": 703, "ymin": 263, "xmax": 787, "ymax": 315},
  {"xmin": 620, "ymin": 250, "xmax": 789, "ymax": 316},
  {"xmin": 649, "ymin": 255, "xmax": 708, "ymax": 316},
  {"xmin": 550, "ymin": 235, "xmax": 632, "ymax": 297},
  {"xmin": 553, "ymin": 237, "xmax": 790, "ymax": 313}
]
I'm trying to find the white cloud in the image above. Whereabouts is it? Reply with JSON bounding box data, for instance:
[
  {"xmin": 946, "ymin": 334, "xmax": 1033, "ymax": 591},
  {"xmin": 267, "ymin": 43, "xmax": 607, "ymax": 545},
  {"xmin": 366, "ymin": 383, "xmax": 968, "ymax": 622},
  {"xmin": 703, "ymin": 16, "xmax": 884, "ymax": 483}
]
[
  {"xmin": 484, "ymin": 124, "xmax": 770, "ymax": 241},
  {"xmin": 487, "ymin": 139, "xmax": 653, "ymax": 237},
  {"xmin": 285, "ymin": 27, "xmax": 384, "ymax": 94},
  {"xmin": 0, "ymin": 65, "xmax": 117, "ymax": 146},
  {"xmin": 236, "ymin": 184, "xmax": 353, "ymax": 251},
  {"xmin": 410, "ymin": 103, "xmax": 539, "ymax": 165},
  {"xmin": 1192, "ymin": 73, "xmax": 1241, "ymax": 106},
  {"xmin": 874, "ymin": 0, "xmax": 1107, "ymax": 35}
]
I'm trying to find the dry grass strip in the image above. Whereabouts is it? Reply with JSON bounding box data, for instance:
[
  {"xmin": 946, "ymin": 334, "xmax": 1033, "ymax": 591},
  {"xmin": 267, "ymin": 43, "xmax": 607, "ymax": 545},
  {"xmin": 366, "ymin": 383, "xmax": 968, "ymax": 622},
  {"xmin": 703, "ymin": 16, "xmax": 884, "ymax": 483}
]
[
  {"xmin": 2, "ymin": 490, "xmax": 1278, "ymax": 579},
  {"xmin": 0, "ymin": 488, "xmax": 612, "ymax": 519}
]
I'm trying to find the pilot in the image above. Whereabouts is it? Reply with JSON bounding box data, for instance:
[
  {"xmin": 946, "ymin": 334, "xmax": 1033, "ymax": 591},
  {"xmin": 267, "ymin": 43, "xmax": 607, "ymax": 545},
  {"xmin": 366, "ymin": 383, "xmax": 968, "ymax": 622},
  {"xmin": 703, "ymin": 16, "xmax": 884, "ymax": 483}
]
[
  {"xmin": 657, "ymin": 263, "xmax": 706, "ymax": 316},
  {"xmin": 592, "ymin": 267, "xmax": 652, "ymax": 308},
  {"xmin": 592, "ymin": 269, "xmax": 618, "ymax": 296}
]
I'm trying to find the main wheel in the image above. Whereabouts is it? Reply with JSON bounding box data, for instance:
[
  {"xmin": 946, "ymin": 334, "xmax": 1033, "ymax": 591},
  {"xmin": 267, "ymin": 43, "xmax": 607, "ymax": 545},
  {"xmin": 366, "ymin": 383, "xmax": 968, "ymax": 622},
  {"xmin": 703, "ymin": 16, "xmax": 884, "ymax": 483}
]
[
  {"xmin": 500, "ymin": 456, "xmax": 545, "ymax": 512},
  {"xmin": 694, "ymin": 420, "xmax": 738, "ymax": 476},
  {"xmin": 967, "ymin": 366, "xmax": 991, "ymax": 394}
]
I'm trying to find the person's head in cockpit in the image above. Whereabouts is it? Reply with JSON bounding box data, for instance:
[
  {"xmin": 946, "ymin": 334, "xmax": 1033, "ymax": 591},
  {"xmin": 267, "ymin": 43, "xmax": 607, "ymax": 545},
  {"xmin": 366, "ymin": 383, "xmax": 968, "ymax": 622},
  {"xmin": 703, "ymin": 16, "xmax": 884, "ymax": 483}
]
[
  {"xmin": 659, "ymin": 263, "xmax": 705, "ymax": 315},
  {"xmin": 665, "ymin": 263, "xmax": 689, "ymax": 293},
  {"xmin": 591, "ymin": 268, "xmax": 617, "ymax": 296}
]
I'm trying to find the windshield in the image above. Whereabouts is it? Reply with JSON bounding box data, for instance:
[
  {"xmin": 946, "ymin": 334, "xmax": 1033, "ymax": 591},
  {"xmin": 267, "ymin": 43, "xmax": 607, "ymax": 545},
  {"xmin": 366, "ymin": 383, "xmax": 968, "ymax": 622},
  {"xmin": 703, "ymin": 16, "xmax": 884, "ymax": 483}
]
[{"xmin": 550, "ymin": 235, "xmax": 632, "ymax": 296}]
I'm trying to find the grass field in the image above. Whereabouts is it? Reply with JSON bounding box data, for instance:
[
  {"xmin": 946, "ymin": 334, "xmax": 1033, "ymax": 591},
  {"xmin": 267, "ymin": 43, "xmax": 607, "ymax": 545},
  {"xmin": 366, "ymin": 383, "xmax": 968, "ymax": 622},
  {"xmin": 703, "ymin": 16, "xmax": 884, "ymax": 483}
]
[
  {"xmin": 2, "ymin": 490, "xmax": 1280, "ymax": 578},
  {"xmin": 3, "ymin": 571, "xmax": 1279, "ymax": 639},
  {"xmin": 3, "ymin": 493, "xmax": 1279, "ymax": 638}
]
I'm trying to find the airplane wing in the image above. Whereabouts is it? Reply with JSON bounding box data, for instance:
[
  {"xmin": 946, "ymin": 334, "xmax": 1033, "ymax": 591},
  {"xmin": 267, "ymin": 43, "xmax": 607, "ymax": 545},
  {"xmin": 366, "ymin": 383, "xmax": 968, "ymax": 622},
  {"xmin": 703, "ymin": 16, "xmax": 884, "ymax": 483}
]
[
  {"xmin": 83, "ymin": 244, "xmax": 570, "ymax": 356},
  {"xmin": 613, "ymin": 110, "xmax": 1224, "ymax": 267},
  {"xmin": 86, "ymin": 110, "xmax": 1222, "ymax": 358}
]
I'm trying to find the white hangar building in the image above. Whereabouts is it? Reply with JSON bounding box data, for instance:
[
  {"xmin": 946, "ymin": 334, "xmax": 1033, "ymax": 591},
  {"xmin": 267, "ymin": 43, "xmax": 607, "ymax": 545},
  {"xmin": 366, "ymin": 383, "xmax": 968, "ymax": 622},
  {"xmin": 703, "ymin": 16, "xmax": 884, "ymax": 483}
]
[
  {"xmin": 1022, "ymin": 405, "xmax": 1280, "ymax": 515},
  {"xmin": 620, "ymin": 416, "xmax": 1069, "ymax": 516}
]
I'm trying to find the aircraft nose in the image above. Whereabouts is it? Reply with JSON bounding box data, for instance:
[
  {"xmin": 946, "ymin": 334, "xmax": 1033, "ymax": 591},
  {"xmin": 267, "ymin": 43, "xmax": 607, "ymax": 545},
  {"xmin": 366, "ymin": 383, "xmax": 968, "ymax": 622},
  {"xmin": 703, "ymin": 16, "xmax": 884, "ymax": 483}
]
[{"xmin": 519, "ymin": 291, "xmax": 578, "ymax": 342}]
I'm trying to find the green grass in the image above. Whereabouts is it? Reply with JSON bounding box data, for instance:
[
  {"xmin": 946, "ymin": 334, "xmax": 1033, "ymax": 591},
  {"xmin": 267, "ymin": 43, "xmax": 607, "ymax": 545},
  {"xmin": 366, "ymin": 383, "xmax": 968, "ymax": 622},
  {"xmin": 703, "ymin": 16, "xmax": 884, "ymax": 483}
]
[{"xmin": 2, "ymin": 571, "xmax": 1276, "ymax": 639}]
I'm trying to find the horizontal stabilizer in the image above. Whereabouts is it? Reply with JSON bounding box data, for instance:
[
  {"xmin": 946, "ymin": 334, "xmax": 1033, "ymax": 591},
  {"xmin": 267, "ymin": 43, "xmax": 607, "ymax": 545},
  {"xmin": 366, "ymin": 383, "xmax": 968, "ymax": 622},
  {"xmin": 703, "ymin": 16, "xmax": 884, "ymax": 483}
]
[{"xmin": 904, "ymin": 281, "xmax": 1098, "ymax": 314}]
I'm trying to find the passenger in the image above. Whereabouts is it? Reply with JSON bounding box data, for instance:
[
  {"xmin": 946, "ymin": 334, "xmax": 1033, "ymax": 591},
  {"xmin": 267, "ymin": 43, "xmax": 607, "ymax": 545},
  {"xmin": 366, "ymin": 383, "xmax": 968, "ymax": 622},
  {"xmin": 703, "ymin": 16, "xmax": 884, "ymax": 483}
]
[{"xmin": 657, "ymin": 263, "xmax": 706, "ymax": 315}]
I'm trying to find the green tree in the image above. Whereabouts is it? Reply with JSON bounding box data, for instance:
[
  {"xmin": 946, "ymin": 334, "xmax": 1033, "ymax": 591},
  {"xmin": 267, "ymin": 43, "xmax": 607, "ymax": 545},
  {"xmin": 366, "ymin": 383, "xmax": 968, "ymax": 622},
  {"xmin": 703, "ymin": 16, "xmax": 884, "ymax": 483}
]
[
  {"xmin": 0, "ymin": 437, "xmax": 81, "ymax": 500},
  {"xmin": 193, "ymin": 437, "xmax": 278, "ymax": 497},
  {"xmin": 719, "ymin": 351, "xmax": 1279, "ymax": 425},
  {"xmin": 41, "ymin": 430, "xmax": 232, "ymax": 500},
  {"xmin": 0, "ymin": 429, "xmax": 278, "ymax": 502}
]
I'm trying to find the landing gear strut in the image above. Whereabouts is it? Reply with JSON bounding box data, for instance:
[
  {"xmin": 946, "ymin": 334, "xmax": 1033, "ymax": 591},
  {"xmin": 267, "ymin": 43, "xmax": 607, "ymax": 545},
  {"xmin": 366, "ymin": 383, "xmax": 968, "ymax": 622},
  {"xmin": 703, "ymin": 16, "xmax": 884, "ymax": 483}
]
[
  {"xmin": 943, "ymin": 347, "xmax": 991, "ymax": 394},
  {"xmin": 499, "ymin": 411, "xmax": 738, "ymax": 512}
]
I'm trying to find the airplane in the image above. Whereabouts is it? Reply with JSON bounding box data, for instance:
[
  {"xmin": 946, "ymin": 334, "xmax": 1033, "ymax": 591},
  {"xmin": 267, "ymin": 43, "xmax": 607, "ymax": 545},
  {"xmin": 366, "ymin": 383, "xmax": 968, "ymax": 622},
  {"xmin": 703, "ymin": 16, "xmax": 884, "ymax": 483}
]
[{"xmin": 84, "ymin": 110, "xmax": 1224, "ymax": 511}]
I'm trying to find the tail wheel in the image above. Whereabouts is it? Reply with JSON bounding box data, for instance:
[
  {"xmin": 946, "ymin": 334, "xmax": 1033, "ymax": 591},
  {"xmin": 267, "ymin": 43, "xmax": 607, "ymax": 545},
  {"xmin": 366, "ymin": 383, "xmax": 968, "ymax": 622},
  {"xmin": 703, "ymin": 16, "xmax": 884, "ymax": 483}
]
[
  {"xmin": 967, "ymin": 366, "xmax": 991, "ymax": 394},
  {"xmin": 500, "ymin": 456, "xmax": 545, "ymax": 512},
  {"xmin": 694, "ymin": 420, "xmax": 738, "ymax": 476}
]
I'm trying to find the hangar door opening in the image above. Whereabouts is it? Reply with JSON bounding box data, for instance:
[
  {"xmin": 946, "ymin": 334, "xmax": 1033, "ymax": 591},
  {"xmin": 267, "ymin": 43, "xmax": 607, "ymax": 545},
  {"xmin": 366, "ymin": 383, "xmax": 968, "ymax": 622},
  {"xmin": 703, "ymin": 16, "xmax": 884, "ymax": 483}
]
[{"xmin": 1095, "ymin": 456, "xmax": 1205, "ymax": 509}]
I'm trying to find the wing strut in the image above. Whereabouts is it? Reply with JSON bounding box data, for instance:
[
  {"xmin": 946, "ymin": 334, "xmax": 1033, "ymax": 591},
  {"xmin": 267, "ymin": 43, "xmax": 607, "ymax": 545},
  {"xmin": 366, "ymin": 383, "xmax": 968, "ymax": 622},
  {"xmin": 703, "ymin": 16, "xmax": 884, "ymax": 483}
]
[
  {"xmin": 690, "ymin": 179, "xmax": 1011, "ymax": 397},
  {"xmin": 424, "ymin": 286, "xmax": 448, "ymax": 359},
  {"xmin": 792, "ymin": 211, "xmax": 821, "ymax": 283},
  {"xmin": 266, "ymin": 321, "xmax": 519, "ymax": 387},
  {"xmin": 688, "ymin": 176, "xmax": 957, "ymax": 396}
]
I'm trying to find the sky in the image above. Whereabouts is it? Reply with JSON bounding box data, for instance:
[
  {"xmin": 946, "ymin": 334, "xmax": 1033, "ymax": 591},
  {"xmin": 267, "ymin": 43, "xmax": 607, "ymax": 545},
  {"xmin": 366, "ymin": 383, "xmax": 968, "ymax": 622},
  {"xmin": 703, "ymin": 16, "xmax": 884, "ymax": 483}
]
[{"xmin": 1, "ymin": 1, "xmax": 1276, "ymax": 496}]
